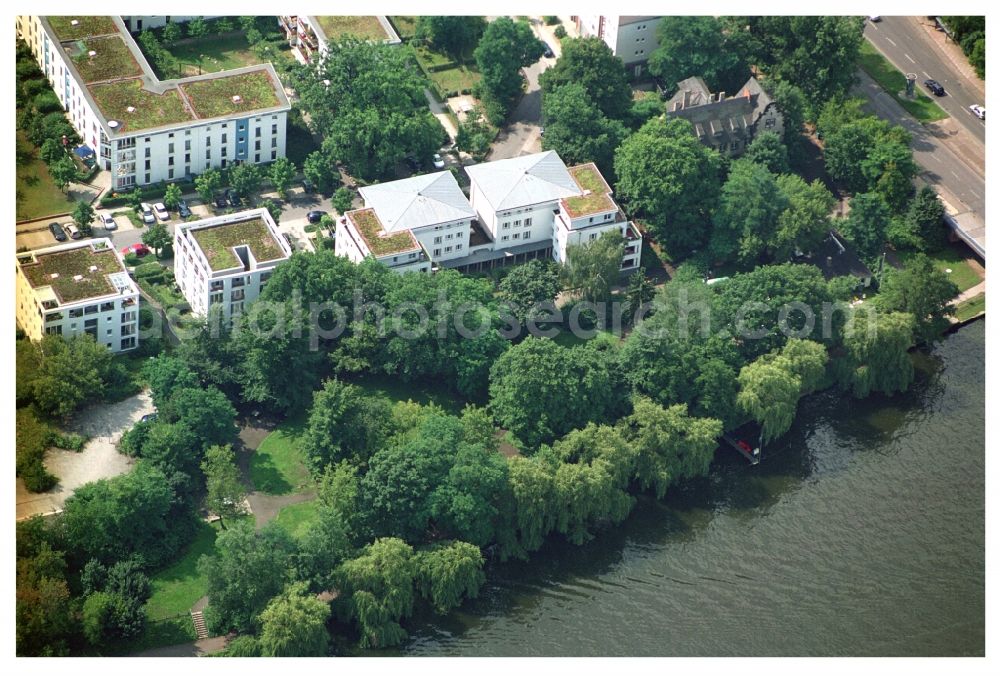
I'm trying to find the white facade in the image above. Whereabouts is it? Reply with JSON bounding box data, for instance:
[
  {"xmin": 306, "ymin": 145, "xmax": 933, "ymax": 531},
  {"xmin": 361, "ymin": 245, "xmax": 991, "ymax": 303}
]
[
  {"xmin": 174, "ymin": 209, "xmax": 293, "ymax": 323},
  {"xmin": 16, "ymin": 16, "xmax": 290, "ymax": 190},
  {"xmin": 119, "ymin": 16, "xmax": 219, "ymax": 32},
  {"xmin": 277, "ymin": 16, "xmax": 400, "ymax": 63},
  {"xmin": 335, "ymin": 209, "xmax": 431, "ymax": 274},
  {"xmin": 574, "ymin": 15, "xmax": 661, "ymax": 75},
  {"xmin": 15, "ymin": 239, "xmax": 140, "ymax": 353}
]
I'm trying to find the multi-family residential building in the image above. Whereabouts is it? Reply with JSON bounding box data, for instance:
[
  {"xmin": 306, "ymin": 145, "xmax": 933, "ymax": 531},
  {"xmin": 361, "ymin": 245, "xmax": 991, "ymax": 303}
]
[
  {"xmin": 119, "ymin": 16, "xmax": 218, "ymax": 32},
  {"xmin": 572, "ymin": 15, "xmax": 662, "ymax": 77},
  {"xmin": 16, "ymin": 15, "xmax": 291, "ymax": 191},
  {"xmin": 664, "ymin": 76, "xmax": 784, "ymax": 157},
  {"xmin": 336, "ymin": 151, "xmax": 641, "ymax": 275},
  {"xmin": 15, "ymin": 239, "xmax": 140, "ymax": 353},
  {"xmin": 277, "ymin": 15, "xmax": 400, "ymax": 63},
  {"xmin": 174, "ymin": 208, "xmax": 293, "ymax": 323}
]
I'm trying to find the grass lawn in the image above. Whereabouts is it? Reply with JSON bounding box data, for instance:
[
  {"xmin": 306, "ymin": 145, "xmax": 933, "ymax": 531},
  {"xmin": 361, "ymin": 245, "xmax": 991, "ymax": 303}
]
[
  {"xmin": 137, "ymin": 277, "xmax": 186, "ymax": 308},
  {"xmin": 954, "ymin": 293, "xmax": 985, "ymax": 322},
  {"xmin": 350, "ymin": 374, "xmax": 466, "ymax": 414},
  {"xmin": 272, "ymin": 499, "xmax": 321, "ymax": 540},
  {"xmin": 389, "ymin": 16, "xmax": 419, "ymax": 39},
  {"xmin": 428, "ymin": 63, "xmax": 481, "ymax": 96},
  {"xmin": 16, "ymin": 131, "xmax": 77, "ymax": 220},
  {"xmin": 896, "ymin": 247, "xmax": 982, "ymax": 293},
  {"xmin": 858, "ymin": 41, "xmax": 948, "ymax": 123},
  {"xmin": 110, "ymin": 615, "xmax": 197, "ymax": 655},
  {"xmin": 145, "ymin": 521, "xmax": 218, "ymax": 621},
  {"xmin": 250, "ymin": 415, "xmax": 311, "ymax": 495}
]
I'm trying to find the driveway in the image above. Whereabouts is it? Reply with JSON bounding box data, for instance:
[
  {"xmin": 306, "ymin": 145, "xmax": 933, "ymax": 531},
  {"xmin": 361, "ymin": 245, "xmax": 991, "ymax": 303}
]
[
  {"xmin": 488, "ymin": 18, "xmax": 559, "ymax": 160},
  {"xmin": 16, "ymin": 390, "xmax": 154, "ymax": 521}
]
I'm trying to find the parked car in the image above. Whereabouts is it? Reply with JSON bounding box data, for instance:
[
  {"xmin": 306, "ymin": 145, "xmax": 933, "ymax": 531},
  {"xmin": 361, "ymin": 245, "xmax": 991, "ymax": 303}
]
[
  {"xmin": 539, "ymin": 126, "xmax": 545, "ymax": 137},
  {"xmin": 970, "ymin": 104, "xmax": 986, "ymax": 120},
  {"xmin": 65, "ymin": 224, "xmax": 81, "ymax": 240},
  {"xmin": 924, "ymin": 79, "xmax": 946, "ymax": 96},
  {"xmin": 432, "ymin": 153, "xmax": 445, "ymax": 169},
  {"xmin": 153, "ymin": 202, "xmax": 170, "ymax": 222},
  {"xmin": 140, "ymin": 413, "xmax": 158, "ymax": 423},
  {"xmin": 101, "ymin": 213, "xmax": 117, "ymax": 230},
  {"xmin": 49, "ymin": 222, "xmax": 67, "ymax": 242},
  {"xmin": 177, "ymin": 199, "xmax": 192, "ymax": 218},
  {"xmin": 226, "ymin": 189, "xmax": 242, "ymax": 208},
  {"xmin": 307, "ymin": 210, "xmax": 326, "ymax": 224},
  {"xmin": 139, "ymin": 202, "xmax": 155, "ymax": 224},
  {"xmin": 121, "ymin": 243, "xmax": 151, "ymax": 257},
  {"xmin": 868, "ymin": 16, "xmax": 882, "ymax": 23},
  {"xmin": 302, "ymin": 178, "xmax": 315, "ymax": 193},
  {"xmin": 213, "ymin": 193, "xmax": 228, "ymax": 209},
  {"xmin": 541, "ymin": 41, "xmax": 555, "ymax": 58}
]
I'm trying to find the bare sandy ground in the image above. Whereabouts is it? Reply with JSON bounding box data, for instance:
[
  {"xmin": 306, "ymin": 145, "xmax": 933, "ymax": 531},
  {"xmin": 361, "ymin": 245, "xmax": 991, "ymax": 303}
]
[{"xmin": 16, "ymin": 390, "xmax": 154, "ymax": 521}]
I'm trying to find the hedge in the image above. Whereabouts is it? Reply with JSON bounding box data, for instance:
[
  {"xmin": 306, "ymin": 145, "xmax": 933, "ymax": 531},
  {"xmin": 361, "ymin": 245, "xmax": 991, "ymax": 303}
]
[
  {"xmin": 99, "ymin": 180, "xmax": 196, "ymax": 208},
  {"xmin": 16, "ymin": 409, "xmax": 58, "ymax": 493}
]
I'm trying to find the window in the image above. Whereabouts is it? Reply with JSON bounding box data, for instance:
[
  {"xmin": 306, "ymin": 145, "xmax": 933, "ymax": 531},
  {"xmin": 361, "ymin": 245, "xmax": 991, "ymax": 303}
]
[
  {"xmin": 523, "ymin": 232, "xmax": 530, "ymax": 241},
  {"xmin": 185, "ymin": 153, "xmax": 190, "ymax": 163},
  {"xmin": 525, "ymin": 217, "xmax": 532, "ymax": 226},
  {"xmin": 271, "ymin": 137, "xmax": 277, "ymax": 148},
  {"xmin": 434, "ymin": 236, "xmax": 442, "ymax": 244},
  {"xmin": 222, "ymin": 147, "xmax": 227, "ymax": 157},
  {"xmin": 255, "ymin": 128, "xmax": 261, "ymax": 138},
  {"xmin": 168, "ymin": 168, "xmax": 175, "ymax": 179},
  {"xmin": 513, "ymin": 232, "xmax": 520, "ymax": 239},
  {"xmin": 455, "ymin": 243, "xmax": 462, "ymax": 250},
  {"xmin": 168, "ymin": 157, "xmax": 174, "ymax": 166},
  {"xmin": 514, "ymin": 219, "xmax": 522, "ymax": 227},
  {"xmin": 120, "ymin": 337, "xmax": 136, "ymax": 350},
  {"xmin": 501, "ymin": 235, "xmax": 509, "ymax": 241},
  {"xmin": 210, "ymin": 291, "xmax": 223, "ymax": 304},
  {"xmin": 168, "ymin": 143, "xmax": 174, "ymax": 153},
  {"xmin": 100, "ymin": 302, "xmax": 114, "ymax": 312},
  {"xmin": 145, "ymin": 159, "xmax": 151, "ymax": 170},
  {"xmin": 185, "ymin": 140, "xmax": 191, "ymax": 150},
  {"xmin": 445, "ymin": 246, "xmax": 453, "ymax": 253},
  {"xmin": 255, "ymin": 140, "xmax": 261, "ymax": 151},
  {"xmin": 222, "ymin": 133, "xmax": 227, "ymax": 144},
  {"xmin": 271, "ymin": 123, "xmax": 278, "ymax": 135},
  {"xmin": 271, "ymin": 150, "xmax": 277, "ymax": 160},
  {"xmin": 145, "ymin": 147, "xmax": 150, "ymax": 157},
  {"xmin": 206, "ymin": 149, "xmax": 211, "ymax": 159},
  {"xmin": 433, "ymin": 248, "xmax": 441, "ymax": 257},
  {"xmin": 503, "ymin": 222, "xmax": 510, "ymax": 230},
  {"xmin": 255, "ymin": 153, "xmax": 260, "ymax": 162},
  {"xmin": 446, "ymin": 233, "xmax": 453, "ymax": 240},
  {"xmin": 206, "ymin": 137, "xmax": 211, "ymax": 147},
  {"xmin": 590, "ymin": 233, "xmax": 598, "ymax": 240}
]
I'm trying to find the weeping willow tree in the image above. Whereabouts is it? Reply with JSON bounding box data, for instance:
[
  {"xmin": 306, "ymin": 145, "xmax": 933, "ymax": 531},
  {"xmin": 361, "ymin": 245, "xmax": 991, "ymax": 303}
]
[
  {"xmin": 836, "ymin": 307, "xmax": 916, "ymax": 398},
  {"xmin": 737, "ymin": 358, "xmax": 802, "ymax": 444}
]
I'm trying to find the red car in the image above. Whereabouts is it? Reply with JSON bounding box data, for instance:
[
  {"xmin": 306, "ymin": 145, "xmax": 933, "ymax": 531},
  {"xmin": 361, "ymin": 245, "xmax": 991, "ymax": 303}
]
[{"xmin": 121, "ymin": 243, "xmax": 151, "ymax": 257}]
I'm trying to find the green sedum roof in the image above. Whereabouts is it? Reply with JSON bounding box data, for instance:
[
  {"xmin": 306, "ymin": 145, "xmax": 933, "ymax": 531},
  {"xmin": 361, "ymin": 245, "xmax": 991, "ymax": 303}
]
[
  {"xmin": 69, "ymin": 35, "xmax": 143, "ymax": 84},
  {"xmin": 88, "ymin": 79, "xmax": 193, "ymax": 132},
  {"xmin": 47, "ymin": 16, "xmax": 118, "ymax": 41},
  {"xmin": 179, "ymin": 71, "xmax": 282, "ymax": 119},
  {"xmin": 20, "ymin": 244, "xmax": 125, "ymax": 304},
  {"xmin": 190, "ymin": 217, "xmax": 287, "ymax": 271},
  {"xmin": 563, "ymin": 163, "xmax": 615, "ymax": 218},
  {"xmin": 348, "ymin": 209, "xmax": 419, "ymax": 257}
]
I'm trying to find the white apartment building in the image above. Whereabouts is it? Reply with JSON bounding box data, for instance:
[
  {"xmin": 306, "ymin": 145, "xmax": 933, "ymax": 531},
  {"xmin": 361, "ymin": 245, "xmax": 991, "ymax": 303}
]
[
  {"xmin": 174, "ymin": 208, "xmax": 293, "ymax": 323},
  {"xmin": 277, "ymin": 16, "xmax": 400, "ymax": 63},
  {"xmin": 573, "ymin": 15, "xmax": 661, "ymax": 77},
  {"xmin": 119, "ymin": 16, "xmax": 220, "ymax": 32},
  {"xmin": 15, "ymin": 239, "xmax": 140, "ymax": 353},
  {"xmin": 16, "ymin": 16, "xmax": 290, "ymax": 191},
  {"xmin": 334, "ymin": 151, "xmax": 641, "ymax": 275}
]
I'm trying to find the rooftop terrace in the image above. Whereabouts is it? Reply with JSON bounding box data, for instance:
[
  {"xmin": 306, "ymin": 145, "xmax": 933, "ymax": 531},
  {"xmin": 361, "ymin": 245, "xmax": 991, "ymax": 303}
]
[
  {"xmin": 40, "ymin": 16, "xmax": 289, "ymax": 135},
  {"xmin": 313, "ymin": 16, "xmax": 394, "ymax": 42},
  {"xmin": 563, "ymin": 163, "xmax": 615, "ymax": 218},
  {"xmin": 20, "ymin": 242, "xmax": 127, "ymax": 304},
  {"xmin": 188, "ymin": 216, "xmax": 287, "ymax": 272},
  {"xmin": 347, "ymin": 209, "xmax": 420, "ymax": 257}
]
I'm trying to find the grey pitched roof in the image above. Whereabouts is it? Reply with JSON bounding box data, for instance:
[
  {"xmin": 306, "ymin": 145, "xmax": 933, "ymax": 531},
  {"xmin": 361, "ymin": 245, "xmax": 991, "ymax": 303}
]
[
  {"xmin": 359, "ymin": 171, "xmax": 475, "ymax": 233},
  {"xmin": 465, "ymin": 151, "xmax": 581, "ymax": 211},
  {"xmin": 666, "ymin": 76, "xmax": 777, "ymax": 148}
]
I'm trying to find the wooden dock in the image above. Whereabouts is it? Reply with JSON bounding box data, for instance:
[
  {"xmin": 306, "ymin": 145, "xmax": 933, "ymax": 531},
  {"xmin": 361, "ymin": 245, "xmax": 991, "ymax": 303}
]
[{"xmin": 722, "ymin": 434, "xmax": 761, "ymax": 465}]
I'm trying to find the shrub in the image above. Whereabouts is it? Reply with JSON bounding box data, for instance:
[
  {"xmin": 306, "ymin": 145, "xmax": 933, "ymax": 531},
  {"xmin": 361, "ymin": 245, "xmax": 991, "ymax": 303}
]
[
  {"xmin": 554, "ymin": 25, "xmax": 567, "ymax": 40},
  {"xmin": 544, "ymin": 16, "xmax": 560, "ymax": 25},
  {"xmin": 50, "ymin": 431, "xmax": 88, "ymax": 452},
  {"xmin": 134, "ymin": 262, "xmax": 166, "ymax": 279}
]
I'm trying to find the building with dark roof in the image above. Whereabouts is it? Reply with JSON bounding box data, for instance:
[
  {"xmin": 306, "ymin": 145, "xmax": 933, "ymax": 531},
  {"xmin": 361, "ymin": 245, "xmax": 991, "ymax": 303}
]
[
  {"xmin": 795, "ymin": 230, "xmax": 873, "ymax": 288},
  {"xmin": 665, "ymin": 76, "xmax": 784, "ymax": 157}
]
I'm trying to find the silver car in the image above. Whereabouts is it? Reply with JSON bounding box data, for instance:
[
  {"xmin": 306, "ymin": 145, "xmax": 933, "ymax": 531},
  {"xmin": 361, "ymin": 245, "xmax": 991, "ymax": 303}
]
[{"xmin": 101, "ymin": 213, "xmax": 117, "ymax": 230}]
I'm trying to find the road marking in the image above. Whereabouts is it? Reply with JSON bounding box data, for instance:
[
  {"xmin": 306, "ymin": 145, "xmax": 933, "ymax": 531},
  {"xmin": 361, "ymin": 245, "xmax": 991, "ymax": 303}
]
[
  {"xmin": 923, "ymin": 71, "xmax": 931, "ymax": 79},
  {"xmin": 951, "ymin": 170, "xmax": 961, "ymax": 179},
  {"xmin": 885, "ymin": 37, "xmax": 897, "ymax": 46},
  {"xmin": 904, "ymin": 53, "xmax": 916, "ymax": 63},
  {"xmin": 969, "ymin": 189, "xmax": 981, "ymax": 199}
]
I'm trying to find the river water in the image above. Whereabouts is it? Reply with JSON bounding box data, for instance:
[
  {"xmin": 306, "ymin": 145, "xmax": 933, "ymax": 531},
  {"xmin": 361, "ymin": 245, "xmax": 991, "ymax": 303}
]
[{"xmin": 385, "ymin": 321, "xmax": 985, "ymax": 657}]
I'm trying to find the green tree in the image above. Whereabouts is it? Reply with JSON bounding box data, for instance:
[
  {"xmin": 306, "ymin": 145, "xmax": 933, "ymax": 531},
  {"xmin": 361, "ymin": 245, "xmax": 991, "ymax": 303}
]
[
  {"xmin": 562, "ymin": 230, "xmax": 624, "ymax": 304},
  {"xmin": 710, "ymin": 158, "xmax": 788, "ymax": 264},
  {"xmin": 268, "ymin": 157, "xmax": 296, "ymax": 199},
  {"xmin": 861, "ymin": 138, "xmax": 918, "ymax": 211},
  {"xmin": 332, "ymin": 186, "xmax": 353, "ymax": 215},
  {"xmin": 71, "ymin": 200, "xmax": 95, "ymax": 236},
  {"xmin": 49, "ymin": 155, "xmax": 79, "ymax": 191},
  {"xmin": 142, "ymin": 222, "xmax": 171, "ymax": 258},
  {"xmin": 195, "ymin": 168, "xmax": 222, "ymax": 204},
  {"xmin": 414, "ymin": 541, "xmax": 486, "ymax": 614},
  {"xmin": 736, "ymin": 357, "xmax": 802, "ymax": 443},
  {"xmin": 302, "ymin": 150, "xmax": 340, "ymax": 193},
  {"xmin": 163, "ymin": 182, "xmax": 182, "ymax": 211},
  {"xmin": 142, "ymin": 355, "xmax": 199, "ymax": 409},
  {"xmin": 497, "ymin": 259, "xmax": 562, "ymax": 326},
  {"xmin": 840, "ymin": 192, "xmax": 890, "ymax": 261},
  {"xmin": 334, "ymin": 537, "xmax": 417, "ymax": 648},
  {"xmin": 229, "ymin": 162, "xmax": 262, "ymax": 197},
  {"xmin": 539, "ymin": 36, "xmax": 633, "ymax": 120},
  {"xmin": 473, "ymin": 17, "xmax": 544, "ymax": 124},
  {"xmin": 614, "ymin": 116, "xmax": 722, "ymax": 254},
  {"xmin": 836, "ymin": 307, "xmax": 916, "ymax": 397},
  {"xmin": 39, "ymin": 137, "xmax": 65, "ymax": 165},
  {"xmin": 455, "ymin": 106, "xmax": 495, "ymax": 161},
  {"xmin": 415, "ymin": 16, "xmax": 486, "ymax": 60},
  {"xmin": 620, "ymin": 397, "xmax": 723, "ymax": 498},
  {"xmin": 743, "ymin": 131, "xmax": 790, "ymax": 174},
  {"xmin": 905, "ymin": 186, "xmax": 947, "ymax": 251},
  {"xmin": 187, "ymin": 17, "xmax": 208, "ymax": 38},
  {"xmin": 302, "ymin": 380, "xmax": 393, "ymax": 470},
  {"xmin": 199, "ymin": 521, "xmax": 296, "ymax": 634},
  {"xmin": 773, "ymin": 174, "xmax": 835, "ymax": 260},
  {"xmin": 623, "ymin": 268, "xmax": 657, "ymax": 325},
  {"xmin": 25, "ymin": 334, "xmax": 112, "ymax": 418},
  {"xmin": 649, "ymin": 17, "xmax": 750, "ymax": 95},
  {"xmin": 201, "ymin": 444, "xmax": 247, "ymax": 526},
  {"xmin": 258, "ymin": 582, "xmax": 331, "ymax": 657},
  {"xmin": 540, "ymin": 82, "xmax": 628, "ymax": 178},
  {"xmin": 767, "ymin": 338, "xmax": 829, "ymax": 395},
  {"xmin": 260, "ymin": 198, "xmax": 282, "ymax": 224},
  {"xmin": 876, "ymin": 253, "xmax": 958, "ymax": 343},
  {"xmin": 162, "ymin": 21, "xmax": 182, "ymax": 45}
]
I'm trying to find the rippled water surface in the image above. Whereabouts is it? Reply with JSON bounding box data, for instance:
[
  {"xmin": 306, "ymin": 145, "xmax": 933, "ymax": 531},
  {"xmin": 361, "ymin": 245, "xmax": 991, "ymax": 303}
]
[{"xmin": 379, "ymin": 322, "xmax": 985, "ymax": 656}]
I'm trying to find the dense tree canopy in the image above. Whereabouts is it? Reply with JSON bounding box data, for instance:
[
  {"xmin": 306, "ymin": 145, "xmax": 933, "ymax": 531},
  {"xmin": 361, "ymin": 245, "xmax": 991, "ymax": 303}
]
[
  {"xmin": 649, "ymin": 17, "xmax": 751, "ymax": 95},
  {"xmin": 710, "ymin": 159, "xmax": 789, "ymax": 264},
  {"xmin": 836, "ymin": 307, "xmax": 916, "ymax": 397},
  {"xmin": 539, "ymin": 37, "xmax": 633, "ymax": 121},
  {"xmin": 540, "ymin": 82, "xmax": 628, "ymax": 178},
  {"xmin": 258, "ymin": 582, "xmax": 331, "ymax": 657},
  {"xmin": 473, "ymin": 18, "xmax": 544, "ymax": 124},
  {"xmin": 876, "ymin": 253, "xmax": 958, "ymax": 343}
]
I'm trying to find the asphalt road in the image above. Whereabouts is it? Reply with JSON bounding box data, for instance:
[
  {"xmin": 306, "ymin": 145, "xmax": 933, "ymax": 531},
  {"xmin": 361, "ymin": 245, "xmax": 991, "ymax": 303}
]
[{"xmin": 865, "ymin": 17, "xmax": 985, "ymax": 143}]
